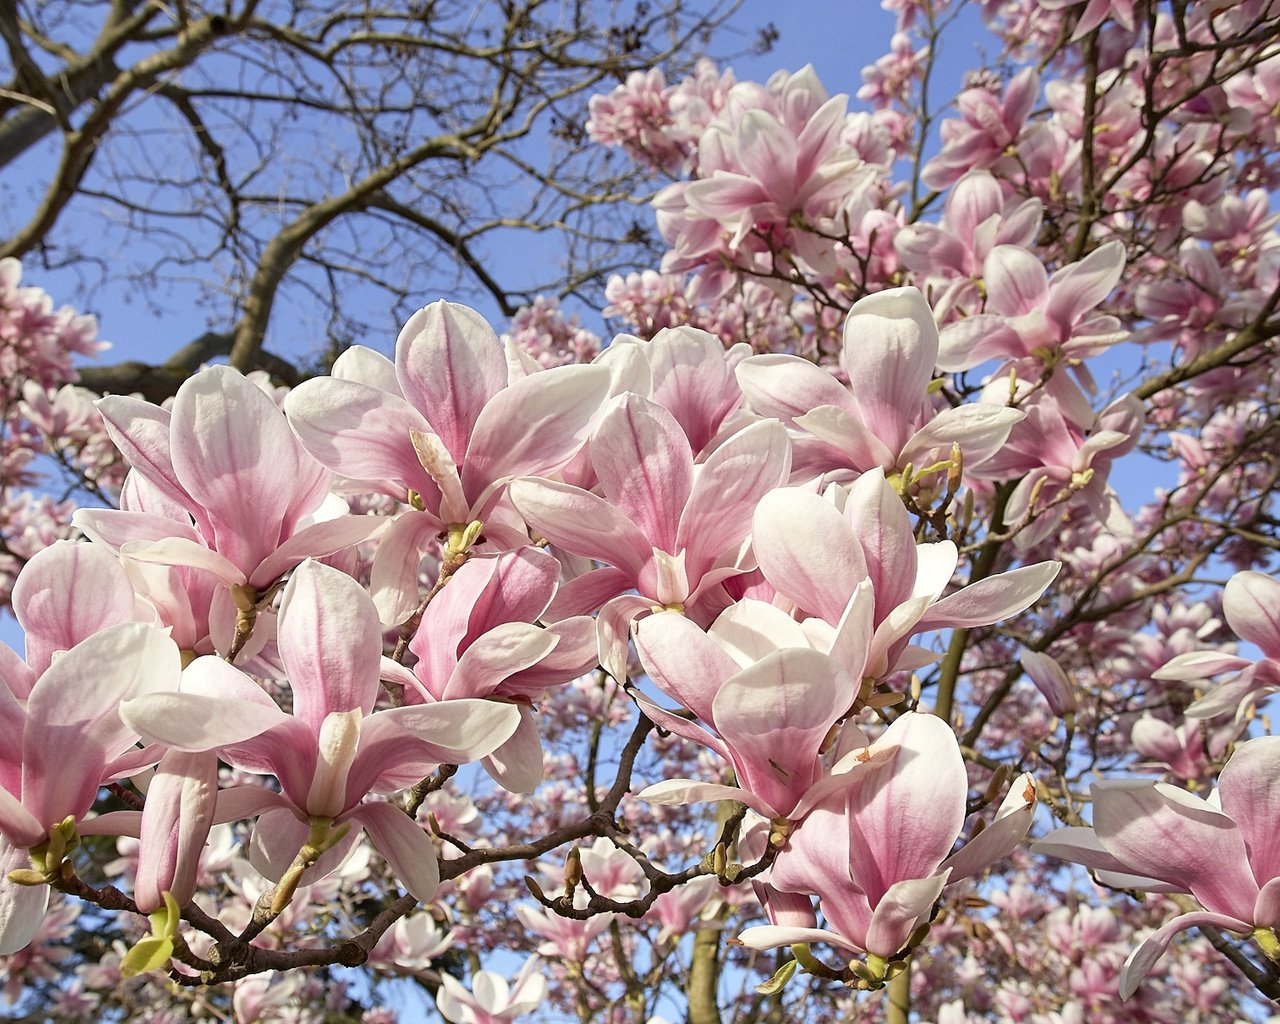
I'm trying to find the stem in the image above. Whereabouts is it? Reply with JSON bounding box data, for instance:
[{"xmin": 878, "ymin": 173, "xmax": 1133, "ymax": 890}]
[
  {"xmin": 934, "ymin": 483, "xmax": 1013, "ymax": 724},
  {"xmin": 886, "ymin": 964, "xmax": 911, "ymax": 1024},
  {"xmin": 688, "ymin": 926, "xmax": 725, "ymax": 1024}
]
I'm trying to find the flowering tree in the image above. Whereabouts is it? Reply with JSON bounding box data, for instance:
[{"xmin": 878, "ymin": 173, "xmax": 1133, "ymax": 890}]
[{"xmin": 3, "ymin": 1, "xmax": 1280, "ymax": 1023}]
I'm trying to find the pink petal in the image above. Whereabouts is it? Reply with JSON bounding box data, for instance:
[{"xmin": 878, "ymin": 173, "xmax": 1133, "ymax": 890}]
[
  {"xmin": 1045, "ymin": 240, "xmax": 1125, "ymax": 330},
  {"xmin": 395, "ymin": 301, "xmax": 508, "ymax": 463},
  {"xmin": 735, "ymin": 110, "xmax": 796, "ymax": 197},
  {"xmin": 735, "ymin": 354, "xmax": 854, "ymax": 425},
  {"xmin": 734, "ymin": 924, "xmax": 860, "ymax": 954},
  {"xmin": 984, "ymin": 245, "xmax": 1048, "ymax": 316},
  {"xmin": 277, "ymin": 560, "xmax": 383, "ymax": 727},
  {"xmin": 120, "ymin": 692, "xmax": 285, "ymax": 751},
  {"xmin": 634, "ymin": 611, "xmax": 740, "ymax": 722},
  {"xmin": 509, "ymin": 479, "xmax": 649, "ymax": 581},
  {"xmin": 94, "ymin": 397, "xmax": 193, "ymax": 520},
  {"xmin": 331, "ymin": 345, "xmax": 401, "ymax": 394},
  {"xmin": 1119, "ymin": 911, "xmax": 1251, "ymax": 1000},
  {"xmin": 941, "ymin": 773, "xmax": 1036, "ymax": 881},
  {"xmin": 677, "ymin": 419, "xmax": 791, "ymax": 581},
  {"xmin": 0, "ymin": 841, "xmax": 48, "ymax": 954},
  {"xmin": 121, "ymin": 536, "xmax": 247, "ymax": 586},
  {"xmin": 844, "ymin": 714, "xmax": 966, "ymax": 905},
  {"xmin": 634, "ymin": 779, "xmax": 776, "ymax": 820},
  {"xmin": 1019, "ymin": 651, "xmax": 1078, "ymax": 716},
  {"xmin": 464, "ymin": 364, "xmax": 610, "ymax": 500},
  {"xmin": 1092, "ymin": 780, "xmax": 1259, "ymax": 921},
  {"xmin": 1223, "ymin": 571, "xmax": 1280, "ymax": 660},
  {"xmin": 482, "ymin": 706, "xmax": 545, "ymax": 795},
  {"xmin": 915, "ymin": 561, "xmax": 1059, "ymax": 632},
  {"xmin": 169, "ymin": 367, "xmax": 327, "ymax": 574},
  {"xmin": 444, "ymin": 623, "xmax": 558, "ymax": 701},
  {"xmin": 0, "ymin": 786, "xmax": 44, "ymax": 850},
  {"xmin": 12, "ymin": 541, "xmax": 136, "ymax": 676},
  {"xmin": 351, "ymin": 800, "xmax": 439, "ymax": 902},
  {"xmin": 369, "ymin": 511, "xmax": 444, "ymax": 627},
  {"xmin": 248, "ymin": 806, "xmax": 361, "ymax": 887},
  {"xmin": 380, "ymin": 699, "xmax": 521, "ymax": 764},
  {"xmin": 1217, "ymin": 736, "xmax": 1280, "ymax": 888},
  {"xmin": 709, "ymin": 599, "xmax": 813, "ymax": 666},
  {"xmin": 285, "ymin": 376, "xmax": 433, "ymax": 498},
  {"xmin": 645, "ymin": 327, "xmax": 741, "ymax": 454},
  {"xmin": 684, "ymin": 172, "xmax": 768, "ymax": 220},
  {"xmin": 898, "ymin": 405, "xmax": 1024, "ymax": 473},
  {"xmin": 590, "ymin": 394, "xmax": 693, "ymax": 553},
  {"xmin": 0, "ymin": 642, "xmax": 35, "ymax": 702},
  {"xmin": 840, "ymin": 287, "xmax": 939, "ymax": 455},
  {"xmin": 250, "ymin": 513, "xmax": 385, "ymax": 590},
  {"xmin": 843, "ymin": 469, "xmax": 916, "ymax": 619},
  {"xmin": 596, "ymin": 593, "xmax": 654, "ymax": 683},
  {"xmin": 135, "ymin": 749, "xmax": 217, "ymax": 911},
  {"xmin": 543, "ymin": 566, "xmax": 631, "ymax": 620},
  {"xmin": 632, "ymin": 693, "xmax": 731, "ymax": 763},
  {"xmin": 712, "ymin": 648, "xmax": 849, "ymax": 819},
  {"xmin": 24, "ymin": 624, "xmax": 181, "ymax": 828},
  {"xmin": 753, "ymin": 488, "xmax": 867, "ymax": 624},
  {"xmin": 1033, "ymin": 826, "xmax": 1171, "ymax": 886},
  {"xmin": 792, "ymin": 404, "xmax": 896, "ymax": 472},
  {"xmin": 1151, "ymin": 650, "xmax": 1252, "ymax": 681},
  {"xmin": 864, "ymin": 872, "xmax": 950, "ymax": 958}
]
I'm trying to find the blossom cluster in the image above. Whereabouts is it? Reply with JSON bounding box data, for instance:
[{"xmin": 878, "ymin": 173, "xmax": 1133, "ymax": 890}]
[{"xmin": 3, "ymin": 0, "xmax": 1280, "ymax": 1019}]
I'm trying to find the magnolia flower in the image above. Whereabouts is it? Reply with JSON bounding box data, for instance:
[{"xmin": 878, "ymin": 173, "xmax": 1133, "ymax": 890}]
[
  {"xmin": 120, "ymin": 560, "xmax": 521, "ymax": 903},
  {"xmin": 285, "ymin": 301, "xmax": 610, "ymax": 623},
  {"xmin": 750, "ymin": 476, "xmax": 1061, "ymax": 679},
  {"xmin": 736, "ymin": 713, "xmax": 1035, "ymax": 967},
  {"xmin": 0, "ymin": 623, "xmax": 181, "ymax": 953},
  {"xmin": 1154, "ymin": 570, "xmax": 1280, "ymax": 718},
  {"xmin": 936, "ymin": 241, "xmax": 1127, "ymax": 373},
  {"xmin": 736, "ymin": 288, "xmax": 1022, "ymax": 483},
  {"xmin": 436, "ymin": 957, "xmax": 548, "ymax": 1024},
  {"xmin": 510, "ymin": 393, "xmax": 790, "ymax": 680},
  {"xmin": 74, "ymin": 366, "xmax": 382, "ymax": 656},
  {"xmin": 403, "ymin": 546, "xmax": 597, "ymax": 794},
  {"xmin": 1034, "ymin": 736, "xmax": 1280, "ymax": 998}
]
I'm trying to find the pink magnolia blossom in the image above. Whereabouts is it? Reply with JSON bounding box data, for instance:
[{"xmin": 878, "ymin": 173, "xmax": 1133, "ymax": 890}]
[
  {"xmin": 894, "ymin": 170, "xmax": 1043, "ymax": 320},
  {"xmin": 74, "ymin": 366, "xmax": 383, "ymax": 652},
  {"xmin": 0, "ymin": 622, "xmax": 181, "ymax": 953},
  {"xmin": 509, "ymin": 393, "xmax": 790, "ymax": 680},
  {"xmin": 921, "ymin": 68, "xmax": 1039, "ymax": 190},
  {"xmin": 736, "ymin": 288, "xmax": 1023, "ymax": 483},
  {"xmin": 736, "ymin": 713, "xmax": 1035, "ymax": 965},
  {"xmin": 1034, "ymin": 735, "xmax": 1280, "ymax": 998},
  {"xmin": 633, "ymin": 635, "xmax": 864, "ymax": 821},
  {"xmin": 403, "ymin": 546, "xmax": 597, "ymax": 794},
  {"xmin": 8, "ymin": 539, "xmax": 149, "ymax": 687},
  {"xmin": 972, "ymin": 381, "xmax": 1142, "ymax": 549},
  {"xmin": 284, "ymin": 301, "xmax": 609, "ymax": 624},
  {"xmin": 749, "ymin": 474, "xmax": 1061, "ymax": 678},
  {"xmin": 1154, "ymin": 570, "xmax": 1280, "ymax": 718},
  {"xmin": 436, "ymin": 957, "xmax": 547, "ymax": 1024},
  {"xmin": 595, "ymin": 325, "xmax": 751, "ymax": 457},
  {"xmin": 120, "ymin": 560, "xmax": 522, "ymax": 903},
  {"xmin": 936, "ymin": 241, "xmax": 1127, "ymax": 373}
]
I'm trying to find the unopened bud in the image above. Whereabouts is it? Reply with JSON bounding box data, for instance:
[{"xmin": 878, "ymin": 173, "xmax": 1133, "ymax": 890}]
[
  {"xmin": 983, "ymin": 764, "xmax": 1013, "ymax": 806},
  {"xmin": 524, "ymin": 875, "xmax": 547, "ymax": 902},
  {"xmin": 564, "ymin": 847, "xmax": 582, "ymax": 891},
  {"xmin": 230, "ymin": 584, "xmax": 258, "ymax": 613}
]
